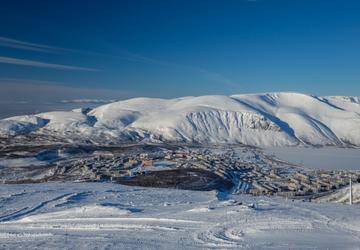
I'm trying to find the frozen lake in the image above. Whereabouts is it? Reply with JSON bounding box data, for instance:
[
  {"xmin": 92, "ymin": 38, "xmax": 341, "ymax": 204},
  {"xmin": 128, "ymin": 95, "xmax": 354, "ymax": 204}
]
[{"xmin": 264, "ymin": 147, "xmax": 360, "ymax": 170}]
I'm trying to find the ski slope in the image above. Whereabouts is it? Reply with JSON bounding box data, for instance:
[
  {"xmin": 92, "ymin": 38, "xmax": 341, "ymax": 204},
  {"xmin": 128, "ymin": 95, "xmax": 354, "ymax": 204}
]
[
  {"xmin": 1, "ymin": 92, "xmax": 359, "ymax": 146},
  {"xmin": 317, "ymin": 183, "xmax": 360, "ymax": 204},
  {"xmin": 0, "ymin": 182, "xmax": 360, "ymax": 249}
]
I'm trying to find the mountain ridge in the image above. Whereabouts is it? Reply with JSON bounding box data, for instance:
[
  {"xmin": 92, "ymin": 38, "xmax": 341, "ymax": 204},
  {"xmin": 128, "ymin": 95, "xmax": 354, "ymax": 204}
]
[{"xmin": 1, "ymin": 92, "xmax": 359, "ymax": 147}]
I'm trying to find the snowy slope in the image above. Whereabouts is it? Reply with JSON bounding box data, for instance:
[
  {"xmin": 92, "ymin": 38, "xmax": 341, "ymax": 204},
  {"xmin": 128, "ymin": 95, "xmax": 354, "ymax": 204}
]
[
  {"xmin": 0, "ymin": 92, "xmax": 359, "ymax": 146},
  {"xmin": 1, "ymin": 182, "xmax": 360, "ymax": 249},
  {"xmin": 317, "ymin": 183, "xmax": 360, "ymax": 204}
]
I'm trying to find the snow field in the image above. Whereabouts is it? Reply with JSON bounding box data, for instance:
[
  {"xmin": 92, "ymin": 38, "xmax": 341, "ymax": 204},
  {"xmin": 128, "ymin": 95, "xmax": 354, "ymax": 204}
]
[{"xmin": 1, "ymin": 182, "xmax": 360, "ymax": 249}]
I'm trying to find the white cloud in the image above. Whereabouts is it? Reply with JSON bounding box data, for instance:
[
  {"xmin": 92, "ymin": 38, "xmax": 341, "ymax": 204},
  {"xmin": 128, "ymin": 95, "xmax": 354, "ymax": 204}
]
[
  {"xmin": 0, "ymin": 36, "xmax": 74, "ymax": 53},
  {"xmin": 0, "ymin": 56, "xmax": 99, "ymax": 71},
  {"xmin": 0, "ymin": 36, "xmax": 240, "ymax": 89}
]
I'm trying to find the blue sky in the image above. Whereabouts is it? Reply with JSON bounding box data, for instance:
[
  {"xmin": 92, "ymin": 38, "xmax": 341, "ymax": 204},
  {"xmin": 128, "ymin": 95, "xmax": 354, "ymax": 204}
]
[{"xmin": 0, "ymin": 0, "xmax": 360, "ymax": 114}]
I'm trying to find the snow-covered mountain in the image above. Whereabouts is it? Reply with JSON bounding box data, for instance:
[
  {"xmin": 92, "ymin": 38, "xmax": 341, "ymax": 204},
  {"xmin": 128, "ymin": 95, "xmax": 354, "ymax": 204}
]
[{"xmin": 1, "ymin": 92, "xmax": 359, "ymax": 147}]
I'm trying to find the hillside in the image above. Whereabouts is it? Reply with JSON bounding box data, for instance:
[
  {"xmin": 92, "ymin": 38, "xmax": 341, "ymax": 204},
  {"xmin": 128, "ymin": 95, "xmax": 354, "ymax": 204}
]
[
  {"xmin": 317, "ymin": 183, "xmax": 360, "ymax": 204},
  {"xmin": 1, "ymin": 92, "xmax": 359, "ymax": 146}
]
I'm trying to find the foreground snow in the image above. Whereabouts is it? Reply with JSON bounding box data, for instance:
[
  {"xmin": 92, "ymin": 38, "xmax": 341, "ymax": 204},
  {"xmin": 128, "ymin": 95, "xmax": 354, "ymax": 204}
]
[
  {"xmin": 1, "ymin": 182, "xmax": 359, "ymax": 249},
  {"xmin": 1, "ymin": 92, "xmax": 360, "ymax": 146}
]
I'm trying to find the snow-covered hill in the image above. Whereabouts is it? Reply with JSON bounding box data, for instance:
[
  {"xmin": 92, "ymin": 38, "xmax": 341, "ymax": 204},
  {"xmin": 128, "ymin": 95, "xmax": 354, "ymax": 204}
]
[
  {"xmin": 317, "ymin": 183, "xmax": 360, "ymax": 204},
  {"xmin": 1, "ymin": 92, "xmax": 359, "ymax": 146}
]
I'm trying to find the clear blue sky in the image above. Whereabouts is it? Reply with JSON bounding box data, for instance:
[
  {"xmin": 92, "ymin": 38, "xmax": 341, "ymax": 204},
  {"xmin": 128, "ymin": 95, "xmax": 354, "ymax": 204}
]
[{"xmin": 0, "ymin": 0, "xmax": 360, "ymax": 109}]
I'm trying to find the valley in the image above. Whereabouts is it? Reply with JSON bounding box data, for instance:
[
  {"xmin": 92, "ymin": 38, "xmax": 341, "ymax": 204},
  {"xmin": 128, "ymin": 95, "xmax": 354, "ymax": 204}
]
[{"xmin": 1, "ymin": 143, "xmax": 359, "ymax": 202}]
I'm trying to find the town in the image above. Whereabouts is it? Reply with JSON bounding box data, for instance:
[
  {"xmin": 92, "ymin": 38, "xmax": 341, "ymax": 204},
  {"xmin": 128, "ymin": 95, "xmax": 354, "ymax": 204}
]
[{"xmin": 12, "ymin": 144, "xmax": 356, "ymax": 200}]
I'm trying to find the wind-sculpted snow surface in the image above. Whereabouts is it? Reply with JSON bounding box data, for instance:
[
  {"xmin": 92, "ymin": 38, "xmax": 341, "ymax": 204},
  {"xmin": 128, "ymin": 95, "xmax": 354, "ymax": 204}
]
[
  {"xmin": 1, "ymin": 92, "xmax": 359, "ymax": 146},
  {"xmin": 1, "ymin": 183, "xmax": 360, "ymax": 249}
]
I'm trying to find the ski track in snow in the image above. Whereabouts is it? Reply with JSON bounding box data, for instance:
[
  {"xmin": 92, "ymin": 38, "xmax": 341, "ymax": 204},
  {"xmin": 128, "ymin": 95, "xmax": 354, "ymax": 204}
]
[
  {"xmin": 0, "ymin": 182, "xmax": 360, "ymax": 249},
  {"xmin": 0, "ymin": 192, "xmax": 79, "ymax": 222}
]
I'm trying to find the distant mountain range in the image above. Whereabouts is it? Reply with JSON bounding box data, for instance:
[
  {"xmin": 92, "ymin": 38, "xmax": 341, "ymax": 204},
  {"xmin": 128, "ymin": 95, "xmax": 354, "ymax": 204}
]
[{"xmin": 1, "ymin": 92, "xmax": 359, "ymax": 147}]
